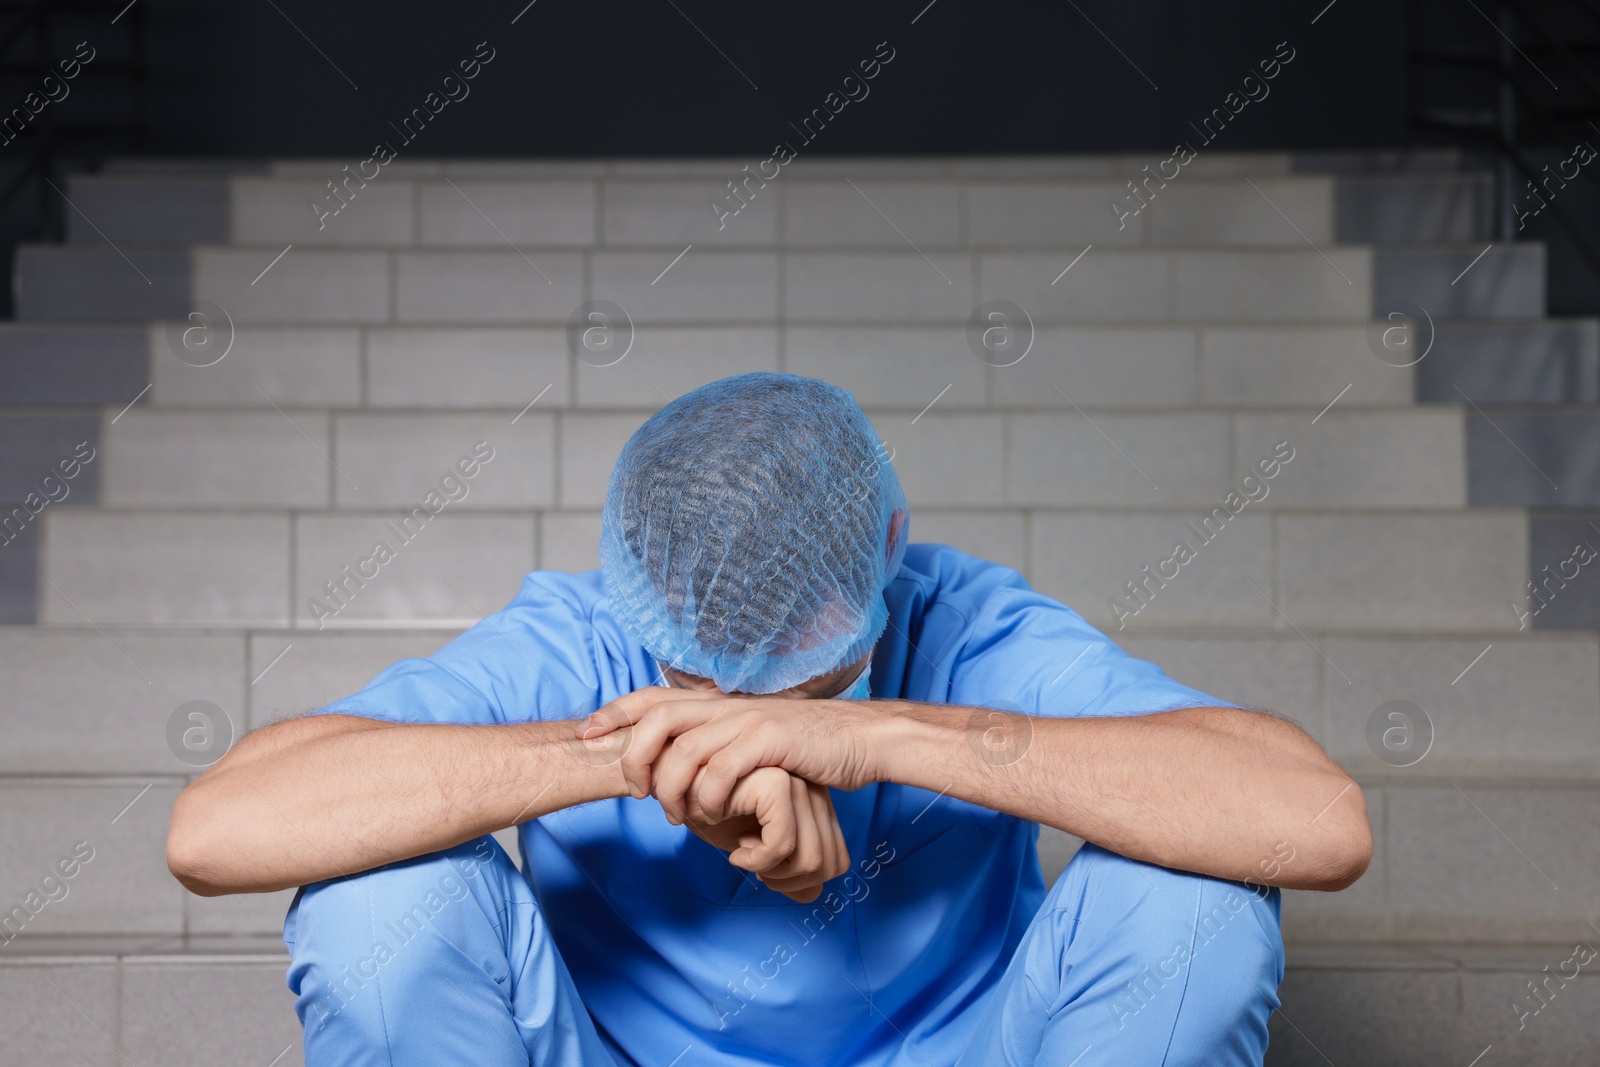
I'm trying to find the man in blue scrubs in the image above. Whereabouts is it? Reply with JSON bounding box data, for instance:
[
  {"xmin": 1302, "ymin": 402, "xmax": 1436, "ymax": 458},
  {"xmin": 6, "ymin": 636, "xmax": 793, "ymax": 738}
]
[{"xmin": 167, "ymin": 373, "xmax": 1370, "ymax": 1066}]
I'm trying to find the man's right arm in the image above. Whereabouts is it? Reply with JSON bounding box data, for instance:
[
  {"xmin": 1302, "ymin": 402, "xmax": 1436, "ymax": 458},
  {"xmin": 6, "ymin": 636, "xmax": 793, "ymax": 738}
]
[{"xmin": 166, "ymin": 713, "xmax": 629, "ymax": 897}]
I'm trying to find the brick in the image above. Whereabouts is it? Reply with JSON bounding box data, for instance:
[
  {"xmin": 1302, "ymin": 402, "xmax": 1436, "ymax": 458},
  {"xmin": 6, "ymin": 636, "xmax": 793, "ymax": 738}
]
[
  {"xmin": 248, "ymin": 630, "xmax": 459, "ymax": 726},
  {"xmin": 590, "ymin": 251, "xmax": 778, "ymax": 324},
  {"xmin": 1527, "ymin": 510, "xmax": 1600, "ymax": 629},
  {"xmin": 1146, "ymin": 177, "xmax": 1334, "ymax": 246},
  {"xmin": 1466, "ymin": 409, "xmax": 1600, "ymax": 508},
  {"xmin": 332, "ymin": 413, "xmax": 554, "ymax": 508},
  {"xmin": 122, "ymin": 960, "xmax": 302, "ymax": 1067},
  {"xmin": 1199, "ymin": 325, "xmax": 1412, "ymax": 407},
  {"xmin": 1462, "ymin": 967, "xmax": 1600, "ymax": 1066},
  {"xmin": 151, "ymin": 326, "xmax": 362, "ymax": 407},
  {"xmin": 540, "ymin": 512, "xmax": 603, "ymax": 573},
  {"xmin": 558, "ymin": 414, "xmax": 644, "ymax": 508},
  {"xmin": 1270, "ymin": 966, "xmax": 1461, "ymax": 1066},
  {"xmin": 1323, "ymin": 635, "xmax": 1600, "ymax": 779},
  {"xmin": 978, "ymin": 251, "xmax": 1171, "ymax": 322},
  {"xmin": 41, "ymin": 511, "xmax": 291, "ymax": 626},
  {"xmin": 784, "ymin": 181, "xmax": 959, "ymax": 247},
  {"xmin": 1418, "ymin": 321, "xmax": 1599, "ymax": 405},
  {"xmin": 194, "ymin": 248, "xmax": 390, "ymax": 324},
  {"xmin": 603, "ymin": 180, "xmax": 777, "ymax": 245},
  {"xmin": 395, "ymin": 251, "xmax": 584, "ymax": 324},
  {"xmin": 1030, "ymin": 512, "xmax": 1274, "ymax": 630},
  {"xmin": 232, "ymin": 175, "xmax": 415, "ymax": 245},
  {"xmin": 0, "ymin": 630, "xmax": 245, "ymax": 774},
  {"xmin": 367, "ymin": 327, "xmax": 571, "ymax": 409},
  {"xmin": 1388, "ymin": 784, "xmax": 1600, "ymax": 940},
  {"xmin": 785, "ymin": 253, "xmax": 974, "ymax": 322},
  {"xmin": 104, "ymin": 410, "xmax": 331, "ymax": 507},
  {"xmin": 908, "ymin": 513, "xmax": 1026, "ymax": 575},
  {"xmin": 1173, "ymin": 249, "xmax": 1372, "ymax": 320},
  {"xmin": 1374, "ymin": 245, "xmax": 1543, "ymax": 319},
  {"xmin": 1334, "ymin": 174, "xmax": 1491, "ymax": 244},
  {"xmin": 862, "ymin": 411, "xmax": 1003, "ymax": 507},
  {"xmin": 0, "ymin": 962, "xmax": 118, "ymax": 1065},
  {"xmin": 784, "ymin": 326, "xmax": 983, "ymax": 408},
  {"xmin": 0, "ymin": 325, "xmax": 150, "ymax": 406},
  {"xmin": 0, "ymin": 411, "xmax": 101, "ymax": 502},
  {"xmin": 0, "ymin": 780, "xmax": 185, "ymax": 936},
  {"xmin": 294, "ymin": 512, "xmax": 533, "ymax": 627},
  {"xmin": 576, "ymin": 326, "xmax": 779, "ymax": 407},
  {"xmin": 991, "ymin": 326, "xmax": 1197, "ymax": 408},
  {"xmin": 1276, "ymin": 512, "xmax": 1527, "ymax": 631},
  {"xmin": 964, "ymin": 182, "xmax": 1142, "ymax": 246},
  {"xmin": 1009, "ymin": 413, "xmax": 1231, "ymax": 506},
  {"xmin": 418, "ymin": 180, "xmax": 596, "ymax": 245},
  {"xmin": 15, "ymin": 246, "xmax": 190, "ymax": 323},
  {"xmin": 1115, "ymin": 635, "xmax": 1322, "ymax": 735},
  {"xmin": 186, "ymin": 887, "xmax": 300, "ymax": 937},
  {"xmin": 68, "ymin": 174, "xmax": 230, "ymax": 245},
  {"xmin": 1233, "ymin": 410, "xmax": 1466, "ymax": 508}
]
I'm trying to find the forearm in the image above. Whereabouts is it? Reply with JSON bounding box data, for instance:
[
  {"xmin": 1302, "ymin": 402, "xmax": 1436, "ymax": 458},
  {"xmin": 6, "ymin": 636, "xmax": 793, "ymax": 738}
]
[
  {"xmin": 871, "ymin": 703, "xmax": 1370, "ymax": 891},
  {"xmin": 167, "ymin": 714, "xmax": 628, "ymax": 896}
]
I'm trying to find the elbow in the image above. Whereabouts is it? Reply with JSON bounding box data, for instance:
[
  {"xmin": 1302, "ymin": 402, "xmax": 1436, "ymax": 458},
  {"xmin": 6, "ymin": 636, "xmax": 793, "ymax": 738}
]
[
  {"xmin": 165, "ymin": 784, "xmax": 237, "ymax": 897},
  {"xmin": 1306, "ymin": 780, "xmax": 1374, "ymax": 892}
]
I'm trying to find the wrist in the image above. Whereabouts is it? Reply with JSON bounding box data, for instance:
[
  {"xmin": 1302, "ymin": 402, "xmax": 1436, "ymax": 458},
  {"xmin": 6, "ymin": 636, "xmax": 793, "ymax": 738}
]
[{"xmin": 861, "ymin": 701, "xmax": 948, "ymax": 787}]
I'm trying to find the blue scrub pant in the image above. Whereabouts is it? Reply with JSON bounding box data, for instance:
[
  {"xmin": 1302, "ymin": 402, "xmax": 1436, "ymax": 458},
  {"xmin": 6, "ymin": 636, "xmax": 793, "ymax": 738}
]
[{"xmin": 283, "ymin": 836, "xmax": 1283, "ymax": 1066}]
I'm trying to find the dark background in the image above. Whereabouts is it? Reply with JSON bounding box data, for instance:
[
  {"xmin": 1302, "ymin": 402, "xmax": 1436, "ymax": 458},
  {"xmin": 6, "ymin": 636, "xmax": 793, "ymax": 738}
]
[
  {"xmin": 10, "ymin": 0, "xmax": 1598, "ymax": 311},
  {"xmin": 137, "ymin": 0, "xmax": 1403, "ymax": 156}
]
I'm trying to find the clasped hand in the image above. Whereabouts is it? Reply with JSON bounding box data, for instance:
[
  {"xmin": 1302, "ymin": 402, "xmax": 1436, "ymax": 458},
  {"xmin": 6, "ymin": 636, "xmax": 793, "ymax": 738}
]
[{"xmin": 577, "ymin": 686, "xmax": 880, "ymax": 903}]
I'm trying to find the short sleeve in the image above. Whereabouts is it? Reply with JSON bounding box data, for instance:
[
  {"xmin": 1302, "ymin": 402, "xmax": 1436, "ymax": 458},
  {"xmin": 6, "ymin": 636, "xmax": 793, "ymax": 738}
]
[
  {"xmin": 310, "ymin": 574, "xmax": 614, "ymax": 727},
  {"xmin": 945, "ymin": 579, "xmax": 1234, "ymax": 719}
]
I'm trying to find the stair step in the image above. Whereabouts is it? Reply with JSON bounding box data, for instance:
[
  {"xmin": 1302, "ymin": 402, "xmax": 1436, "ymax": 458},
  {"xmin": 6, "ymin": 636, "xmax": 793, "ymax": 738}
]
[
  {"xmin": 1527, "ymin": 510, "xmax": 1600, "ymax": 629},
  {"xmin": 1333, "ymin": 174, "xmax": 1494, "ymax": 244},
  {"xmin": 64, "ymin": 175, "xmax": 231, "ymax": 246},
  {"xmin": 1373, "ymin": 244, "xmax": 1545, "ymax": 319},
  {"xmin": 0, "ymin": 324, "xmax": 151, "ymax": 406},
  {"xmin": 31, "ymin": 506, "xmax": 1529, "ymax": 632},
  {"xmin": 1, "ymin": 941, "xmax": 1585, "ymax": 1066},
  {"xmin": 1419, "ymin": 319, "xmax": 1600, "ymax": 404},
  {"xmin": 20, "ymin": 242, "xmax": 1553, "ymax": 327},
  {"xmin": 85, "ymin": 407, "xmax": 1469, "ymax": 511},
  {"xmin": 2, "ymin": 625, "xmax": 1592, "ymax": 776},
  {"xmin": 1466, "ymin": 407, "xmax": 1600, "ymax": 506},
  {"xmin": 14, "ymin": 246, "xmax": 190, "ymax": 322},
  {"xmin": 0, "ymin": 939, "xmax": 301, "ymax": 1067}
]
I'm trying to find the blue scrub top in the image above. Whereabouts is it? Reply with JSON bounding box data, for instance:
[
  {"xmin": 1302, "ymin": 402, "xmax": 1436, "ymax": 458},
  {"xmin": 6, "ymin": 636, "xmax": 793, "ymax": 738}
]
[{"xmin": 316, "ymin": 544, "xmax": 1226, "ymax": 1067}]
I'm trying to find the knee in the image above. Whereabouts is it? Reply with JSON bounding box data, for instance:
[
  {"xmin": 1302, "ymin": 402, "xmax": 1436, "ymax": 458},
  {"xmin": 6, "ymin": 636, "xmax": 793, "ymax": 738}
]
[
  {"xmin": 1049, "ymin": 843, "xmax": 1283, "ymax": 995},
  {"xmin": 284, "ymin": 836, "xmax": 514, "ymax": 1040}
]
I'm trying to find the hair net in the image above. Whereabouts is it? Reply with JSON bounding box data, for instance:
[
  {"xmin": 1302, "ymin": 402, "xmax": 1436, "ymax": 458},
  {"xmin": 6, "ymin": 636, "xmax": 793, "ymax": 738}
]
[{"xmin": 599, "ymin": 372, "xmax": 909, "ymax": 694}]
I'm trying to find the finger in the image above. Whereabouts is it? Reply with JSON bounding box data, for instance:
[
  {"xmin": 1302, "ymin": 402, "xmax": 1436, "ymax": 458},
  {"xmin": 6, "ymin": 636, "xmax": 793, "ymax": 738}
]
[
  {"xmin": 818, "ymin": 786, "xmax": 851, "ymax": 881},
  {"xmin": 766, "ymin": 775, "xmax": 820, "ymax": 883},
  {"xmin": 727, "ymin": 770, "xmax": 796, "ymax": 875},
  {"xmin": 577, "ymin": 685, "xmax": 719, "ymax": 738},
  {"xmin": 654, "ymin": 717, "xmax": 747, "ymax": 822},
  {"xmin": 697, "ymin": 732, "xmax": 780, "ymax": 823},
  {"xmin": 616, "ymin": 700, "xmax": 732, "ymax": 806},
  {"xmin": 760, "ymin": 874, "xmax": 823, "ymax": 903},
  {"xmin": 807, "ymin": 783, "xmax": 842, "ymax": 884}
]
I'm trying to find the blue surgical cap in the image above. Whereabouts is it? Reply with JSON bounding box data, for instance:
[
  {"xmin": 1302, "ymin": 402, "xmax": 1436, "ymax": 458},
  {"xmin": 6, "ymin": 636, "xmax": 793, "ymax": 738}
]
[{"xmin": 599, "ymin": 372, "xmax": 909, "ymax": 694}]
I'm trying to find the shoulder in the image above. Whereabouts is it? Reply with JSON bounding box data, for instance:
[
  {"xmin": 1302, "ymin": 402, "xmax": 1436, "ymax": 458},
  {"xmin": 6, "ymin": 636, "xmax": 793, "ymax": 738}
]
[{"xmin": 891, "ymin": 542, "xmax": 1047, "ymax": 630}]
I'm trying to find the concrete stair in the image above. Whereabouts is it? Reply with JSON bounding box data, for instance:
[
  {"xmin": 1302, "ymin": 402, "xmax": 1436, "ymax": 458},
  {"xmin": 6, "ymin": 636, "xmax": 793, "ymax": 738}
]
[{"xmin": 3, "ymin": 151, "xmax": 1597, "ymax": 1064}]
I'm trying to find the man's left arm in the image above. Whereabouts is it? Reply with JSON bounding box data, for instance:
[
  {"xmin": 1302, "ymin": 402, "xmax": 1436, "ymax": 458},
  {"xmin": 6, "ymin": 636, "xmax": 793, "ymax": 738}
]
[
  {"xmin": 587, "ymin": 690, "xmax": 1371, "ymax": 892},
  {"xmin": 869, "ymin": 699, "xmax": 1370, "ymax": 892}
]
